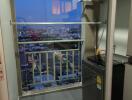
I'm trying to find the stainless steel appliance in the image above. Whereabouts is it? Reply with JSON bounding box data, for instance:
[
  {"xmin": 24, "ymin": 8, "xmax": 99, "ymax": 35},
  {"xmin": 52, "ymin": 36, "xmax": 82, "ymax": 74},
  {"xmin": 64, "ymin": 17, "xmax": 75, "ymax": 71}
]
[{"xmin": 82, "ymin": 55, "xmax": 126, "ymax": 100}]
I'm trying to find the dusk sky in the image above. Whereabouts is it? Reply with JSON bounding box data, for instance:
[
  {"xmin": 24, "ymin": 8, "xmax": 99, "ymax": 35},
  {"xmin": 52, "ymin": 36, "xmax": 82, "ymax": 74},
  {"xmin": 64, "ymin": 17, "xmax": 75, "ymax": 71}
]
[{"xmin": 15, "ymin": 0, "xmax": 82, "ymax": 22}]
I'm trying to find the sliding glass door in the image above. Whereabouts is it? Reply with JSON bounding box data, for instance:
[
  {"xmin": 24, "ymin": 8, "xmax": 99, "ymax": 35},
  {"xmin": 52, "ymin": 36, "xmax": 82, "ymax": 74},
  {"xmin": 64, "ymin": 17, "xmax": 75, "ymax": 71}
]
[{"xmin": 12, "ymin": 0, "xmax": 83, "ymax": 96}]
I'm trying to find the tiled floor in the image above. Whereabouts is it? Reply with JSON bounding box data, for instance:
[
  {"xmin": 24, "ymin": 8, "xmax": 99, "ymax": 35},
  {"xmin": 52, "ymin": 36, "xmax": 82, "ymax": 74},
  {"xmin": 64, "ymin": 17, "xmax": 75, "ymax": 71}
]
[{"xmin": 20, "ymin": 88, "xmax": 82, "ymax": 100}]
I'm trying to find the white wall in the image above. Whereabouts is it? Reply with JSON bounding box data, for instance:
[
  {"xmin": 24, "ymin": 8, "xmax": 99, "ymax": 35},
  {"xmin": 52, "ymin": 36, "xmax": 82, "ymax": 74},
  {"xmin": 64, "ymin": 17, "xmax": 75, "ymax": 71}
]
[
  {"xmin": 0, "ymin": 21, "xmax": 9, "ymax": 100},
  {"xmin": 99, "ymin": 0, "xmax": 131, "ymax": 56},
  {"xmin": 0, "ymin": 0, "xmax": 18, "ymax": 100}
]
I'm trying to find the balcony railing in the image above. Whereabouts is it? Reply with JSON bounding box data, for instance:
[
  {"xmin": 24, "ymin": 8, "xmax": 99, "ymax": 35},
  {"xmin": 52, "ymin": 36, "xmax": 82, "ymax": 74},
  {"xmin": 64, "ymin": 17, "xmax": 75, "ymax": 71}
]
[{"xmin": 20, "ymin": 49, "xmax": 82, "ymax": 94}]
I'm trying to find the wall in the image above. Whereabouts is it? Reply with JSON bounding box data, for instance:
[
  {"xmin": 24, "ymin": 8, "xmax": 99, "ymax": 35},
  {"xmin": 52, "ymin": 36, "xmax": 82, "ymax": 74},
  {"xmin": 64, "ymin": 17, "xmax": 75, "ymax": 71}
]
[
  {"xmin": 0, "ymin": 21, "xmax": 9, "ymax": 100},
  {"xmin": 83, "ymin": 6, "xmax": 96, "ymax": 58},
  {"xmin": 0, "ymin": 0, "xmax": 18, "ymax": 100},
  {"xmin": 99, "ymin": 0, "xmax": 131, "ymax": 56}
]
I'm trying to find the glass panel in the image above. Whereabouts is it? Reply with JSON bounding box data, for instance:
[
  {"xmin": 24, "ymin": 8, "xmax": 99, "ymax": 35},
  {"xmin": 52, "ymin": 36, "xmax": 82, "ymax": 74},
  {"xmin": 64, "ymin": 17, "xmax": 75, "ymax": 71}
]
[
  {"xmin": 14, "ymin": 0, "xmax": 82, "ymax": 95},
  {"xmin": 15, "ymin": 0, "xmax": 82, "ymax": 22}
]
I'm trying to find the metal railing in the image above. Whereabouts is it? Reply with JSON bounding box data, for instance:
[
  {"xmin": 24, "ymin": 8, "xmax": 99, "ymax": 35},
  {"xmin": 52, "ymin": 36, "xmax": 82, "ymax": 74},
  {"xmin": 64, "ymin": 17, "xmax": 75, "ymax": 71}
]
[
  {"xmin": 21, "ymin": 49, "xmax": 82, "ymax": 91},
  {"xmin": 18, "ymin": 39, "xmax": 84, "ymax": 44},
  {"xmin": 11, "ymin": 21, "xmax": 103, "ymax": 25},
  {"xmin": 14, "ymin": 21, "xmax": 86, "ymax": 94}
]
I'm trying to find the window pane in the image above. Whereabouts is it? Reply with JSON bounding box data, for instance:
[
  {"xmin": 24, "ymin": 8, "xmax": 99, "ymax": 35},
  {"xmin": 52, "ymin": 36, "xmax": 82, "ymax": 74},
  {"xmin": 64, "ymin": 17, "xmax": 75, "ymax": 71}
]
[
  {"xmin": 14, "ymin": 0, "xmax": 82, "ymax": 95},
  {"xmin": 15, "ymin": 0, "xmax": 82, "ymax": 22}
]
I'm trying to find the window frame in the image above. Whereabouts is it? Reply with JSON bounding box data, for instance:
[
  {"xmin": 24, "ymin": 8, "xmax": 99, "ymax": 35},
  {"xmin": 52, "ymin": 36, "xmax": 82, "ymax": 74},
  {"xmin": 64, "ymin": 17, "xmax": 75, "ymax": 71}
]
[{"xmin": 10, "ymin": 0, "xmax": 84, "ymax": 96}]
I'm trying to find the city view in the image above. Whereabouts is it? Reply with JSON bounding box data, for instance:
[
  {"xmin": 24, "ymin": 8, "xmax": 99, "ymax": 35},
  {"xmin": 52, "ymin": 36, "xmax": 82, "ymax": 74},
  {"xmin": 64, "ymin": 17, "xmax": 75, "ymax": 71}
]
[
  {"xmin": 15, "ymin": 0, "xmax": 82, "ymax": 93},
  {"xmin": 18, "ymin": 24, "xmax": 81, "ymax": 42}
]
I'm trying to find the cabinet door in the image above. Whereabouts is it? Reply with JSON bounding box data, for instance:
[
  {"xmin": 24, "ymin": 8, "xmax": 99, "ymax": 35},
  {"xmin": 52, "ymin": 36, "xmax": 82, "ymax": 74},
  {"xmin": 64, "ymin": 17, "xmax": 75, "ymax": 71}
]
[{"xmin": 0, "ymin": 25, "xmax": 9, "ymax": 100}]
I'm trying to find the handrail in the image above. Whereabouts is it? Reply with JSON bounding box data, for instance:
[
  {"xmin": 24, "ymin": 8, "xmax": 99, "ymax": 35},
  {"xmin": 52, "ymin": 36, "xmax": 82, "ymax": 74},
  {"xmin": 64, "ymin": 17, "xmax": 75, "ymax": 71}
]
[
  {"xmin": 18, "ymin": 39, "xmax": 84, "ymax": 44},
  {"xmin": 25, "ymin": 49, "xmax": 79, "ymax": 54},
  {"xmin": 11, "ymin": 21, "xmax": 104, "ymax": 25}
]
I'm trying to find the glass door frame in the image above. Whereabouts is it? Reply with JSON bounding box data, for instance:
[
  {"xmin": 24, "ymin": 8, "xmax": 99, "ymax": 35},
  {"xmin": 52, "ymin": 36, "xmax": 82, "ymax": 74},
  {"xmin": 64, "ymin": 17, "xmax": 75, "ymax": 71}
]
[{"xmin": 10, "ymin": 0, "xmax": 85, "ymax": 96}]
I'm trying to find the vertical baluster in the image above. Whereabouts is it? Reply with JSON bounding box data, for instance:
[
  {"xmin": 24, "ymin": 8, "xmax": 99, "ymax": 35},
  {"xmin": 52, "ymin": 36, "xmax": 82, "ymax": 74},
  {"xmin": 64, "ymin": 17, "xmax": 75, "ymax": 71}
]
[
  {"xmin": 72, "ymin": 50, "xmax": 75, "ymax": 77},
  {"xmin": 46, "ymin": 53, "xmax": 49, "ymax": 80},
  {"xmin": 53, "ymin": 53, "xmax": 56, "ymax": 80},
  {"xmin": 24, "ymin": 44, "xmax": 28, "ymax": 86},
  {"xmin": 39, "ymin": 54, "xmax": 42, "ymax": 82},
  {"xmin": 60, "ymin": 53, "xmax": 62, "ymax": 80},
  {"xmin": 78, "ymin": 51, "xmax": 80, "ymax": 72},
  {"xmin": 78, "ymin": 50, "xmax": 81, "ymax": 82},
  {"xmin": 66, "ymin": 51, "xmax": 69, "ymax": 78},
  {"xmin": 32, "ymin": 54, "xmax": 35, "ymax": 84}
]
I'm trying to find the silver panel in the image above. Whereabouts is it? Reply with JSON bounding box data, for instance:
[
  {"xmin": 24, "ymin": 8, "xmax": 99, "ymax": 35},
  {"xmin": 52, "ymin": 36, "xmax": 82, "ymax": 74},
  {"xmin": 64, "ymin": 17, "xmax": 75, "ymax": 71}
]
[{"xmin": 127, "ymin": 1, "xmax": 132, "ymax": 56}]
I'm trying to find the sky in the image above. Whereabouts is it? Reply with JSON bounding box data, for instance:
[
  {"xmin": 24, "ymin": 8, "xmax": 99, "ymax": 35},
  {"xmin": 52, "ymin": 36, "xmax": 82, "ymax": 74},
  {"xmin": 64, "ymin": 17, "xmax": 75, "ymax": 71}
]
[{"xmin": 15, "ymin": 0, "xmax": 82, "ymax": 22}]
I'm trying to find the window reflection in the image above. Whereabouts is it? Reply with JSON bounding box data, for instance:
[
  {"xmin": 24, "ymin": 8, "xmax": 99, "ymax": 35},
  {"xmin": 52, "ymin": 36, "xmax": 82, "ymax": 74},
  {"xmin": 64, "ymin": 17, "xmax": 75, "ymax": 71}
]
[
  {"xmin": 15, "ymin": 0, "xmax": 82, "ymax": 22},
  {"xmin": 52, "ymin": 0, "xmax": 76, "ymax": 14}
]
